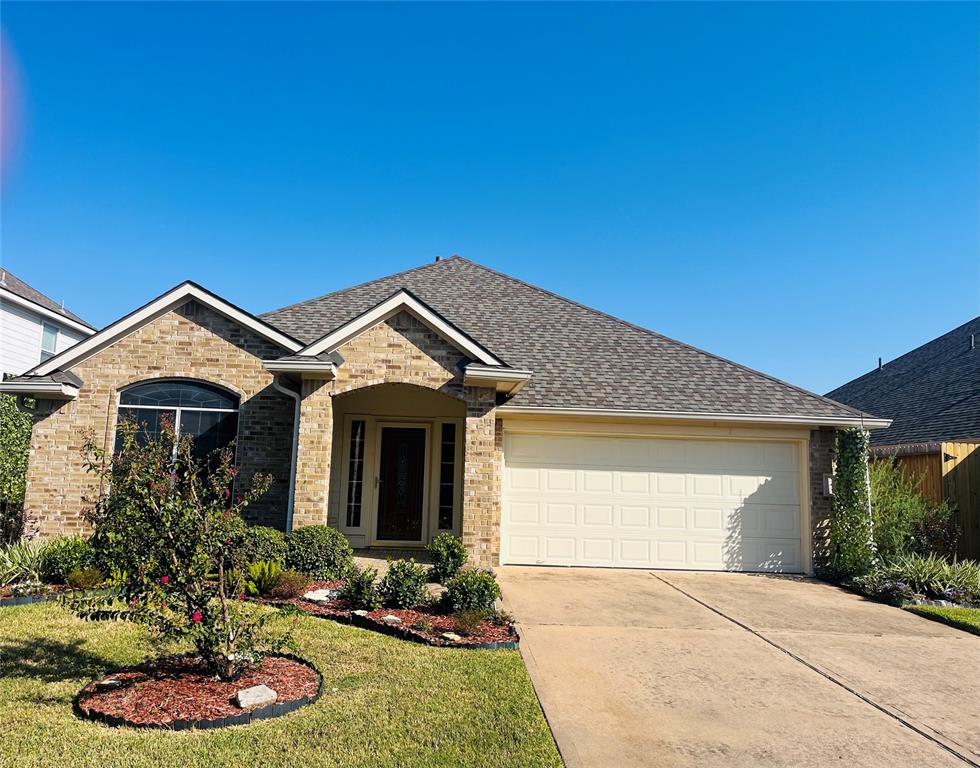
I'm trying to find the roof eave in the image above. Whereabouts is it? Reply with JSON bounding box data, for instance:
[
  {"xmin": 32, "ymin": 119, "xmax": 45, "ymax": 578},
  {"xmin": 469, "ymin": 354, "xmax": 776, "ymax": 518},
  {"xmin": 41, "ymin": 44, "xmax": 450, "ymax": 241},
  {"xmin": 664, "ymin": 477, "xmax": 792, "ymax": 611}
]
[{"xmin": 0, "ymin": 381, "xmax": 79, "ymax": 400}]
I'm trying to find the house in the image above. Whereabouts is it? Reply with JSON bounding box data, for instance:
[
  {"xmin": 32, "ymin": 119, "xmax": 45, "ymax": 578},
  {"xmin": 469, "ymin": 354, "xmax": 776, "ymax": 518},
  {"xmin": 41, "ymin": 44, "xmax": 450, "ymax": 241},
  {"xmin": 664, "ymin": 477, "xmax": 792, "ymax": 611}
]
[
  {"xmin": 1, "ymin": 256, "xmax": 888, "ymax": 573},
  {"xmin": 0, "ymin": 269, "xmax": 95, "ymax": 377},
  {"xmin": 827, "ymin": 316, "xmax": 980, "ymax": 559}
]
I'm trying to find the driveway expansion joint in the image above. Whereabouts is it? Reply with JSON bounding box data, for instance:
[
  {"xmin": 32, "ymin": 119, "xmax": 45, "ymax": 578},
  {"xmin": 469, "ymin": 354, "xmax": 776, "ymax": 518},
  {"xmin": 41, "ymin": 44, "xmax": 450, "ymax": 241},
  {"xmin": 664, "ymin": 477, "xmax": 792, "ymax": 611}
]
[{"xmin": 650, "ymin": 572, "xmax": 980, "ymax": 768}]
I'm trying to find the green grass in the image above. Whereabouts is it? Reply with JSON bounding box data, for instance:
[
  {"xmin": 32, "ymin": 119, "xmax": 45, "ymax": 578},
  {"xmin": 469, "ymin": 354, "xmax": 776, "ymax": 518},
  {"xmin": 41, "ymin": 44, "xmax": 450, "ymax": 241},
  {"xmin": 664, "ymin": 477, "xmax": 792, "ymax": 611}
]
[
  {"xmin": 904, "ymin": 604, "xmax": 980, "ymax": 637},
  {"xmin": 0, "ymin": 603, "xmax": 562, "ymax": 768}
]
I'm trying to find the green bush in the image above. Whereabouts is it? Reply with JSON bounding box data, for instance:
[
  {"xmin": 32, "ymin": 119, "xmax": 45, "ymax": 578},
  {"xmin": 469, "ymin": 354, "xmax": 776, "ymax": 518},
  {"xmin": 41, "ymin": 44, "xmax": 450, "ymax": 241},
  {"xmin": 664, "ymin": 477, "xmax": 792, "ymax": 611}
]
[
  {"xmin": 0, "ymin": 393, "xmax": 32, "ymax": 543},
  {"xmin": 428, "ymin": 533, "xmax": 467, "ymax": 583},
  {"xmin": 286, "ymin": 526, "xmax": 353, "ymax": 579},
  {"xmin": 869, "ymin": 460, "xmax": 959, "ymax": 559},
  {"xmin": 857, "ymin": 554, "xmax": 980, "ymax": 604},
  {"xmin": 339, "ymin": 565, "xmax": 381, "ymax": 610},
  {"xmin": 269, "ymin": 570, "xmax": 310, "ymax": 599},
  {"xmin": 243, "ymin": 526, "xmax": 288, "ymax": 565},
  {"xmin": 829, "ymin": 429, "xmax": 876, "ymax": 579},
  {"xmin": 66, "ymin": 567, "xmax": 104, "ymax": 590},
  {"xmin": 0, "ymin": 540, "xmax": 46, "ymax": 586},
  {"xmin": 246, "ymin": 560, "xmax": 282, "ymax": 596},
  {"xmin": 378, "ymin": 559, "xmax": 428, "ymax": 608},
  {"xmin": 444, "ymin": 569, "xmax": 500, "ymax": 615},
  {"xmin": 40, "ymin": 537, "xmax": 95, "ymax": 584}
]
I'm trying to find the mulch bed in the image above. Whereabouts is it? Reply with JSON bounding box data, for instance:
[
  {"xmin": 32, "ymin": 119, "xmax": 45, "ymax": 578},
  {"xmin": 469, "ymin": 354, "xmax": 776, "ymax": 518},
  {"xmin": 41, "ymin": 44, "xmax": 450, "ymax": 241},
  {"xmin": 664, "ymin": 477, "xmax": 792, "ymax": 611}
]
[
  {"xmin": 266, "ymin": 580, "xmax": 518, "ymax": 649},
  {"xmin": 75, "ymin": 654, "xmax": 321, "ymax": 729},
  {"xmin": 0, "ymin": 584, "xmax": 70, "ymax": 606}
]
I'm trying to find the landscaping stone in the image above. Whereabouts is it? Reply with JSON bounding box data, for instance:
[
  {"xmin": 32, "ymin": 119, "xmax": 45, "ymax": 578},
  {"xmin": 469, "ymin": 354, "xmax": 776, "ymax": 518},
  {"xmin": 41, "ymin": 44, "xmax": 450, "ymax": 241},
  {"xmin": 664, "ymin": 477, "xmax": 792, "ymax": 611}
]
[
  {"xmin": 95, "ymin": 678, "xmax": 124, "ymax": 692},
  {"xmin": 234, "ymin": 684, "xmax": 278, "ymax": 710},
  {"xmin": 303, "ymin": 588, "xmax": 340, "ymax": 603},
  {"xmin": 426, "ymin": 583, "xmax": 447, "ymax": 600},
  {"xmin": 381, "ymin": 614, "xmax": 402, "ymax": 625},
  {"xmin": 441, "ymin": 632, "xmax": 462, "ymax": 642},
  {"xmin": 352, "ymin": 609, "xmax": 369, "ymax": 617}
]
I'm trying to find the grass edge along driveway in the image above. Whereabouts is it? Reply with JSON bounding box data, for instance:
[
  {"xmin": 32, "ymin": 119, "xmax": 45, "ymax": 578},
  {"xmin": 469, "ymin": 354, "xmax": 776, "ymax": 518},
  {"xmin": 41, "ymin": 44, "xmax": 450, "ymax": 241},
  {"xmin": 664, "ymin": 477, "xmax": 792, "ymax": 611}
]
[{"xmin": 0, "ymin": 602, "xmax": 561, "ymax": 768}]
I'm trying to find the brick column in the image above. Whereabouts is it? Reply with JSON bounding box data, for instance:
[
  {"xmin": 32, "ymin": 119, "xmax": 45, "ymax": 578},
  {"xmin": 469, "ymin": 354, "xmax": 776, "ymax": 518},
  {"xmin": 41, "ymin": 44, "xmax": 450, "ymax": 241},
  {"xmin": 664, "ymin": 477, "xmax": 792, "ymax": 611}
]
[
  {"xmin": 291, "ymin": 379, "xmax": 333, "ymax": 529},
  {"xmin": 461, "ymin": 386, "xmax": 500, "ymax": 567},
  {"xmin": 809, "ymin": 427, "xmax": 837, "ymax": 573}
]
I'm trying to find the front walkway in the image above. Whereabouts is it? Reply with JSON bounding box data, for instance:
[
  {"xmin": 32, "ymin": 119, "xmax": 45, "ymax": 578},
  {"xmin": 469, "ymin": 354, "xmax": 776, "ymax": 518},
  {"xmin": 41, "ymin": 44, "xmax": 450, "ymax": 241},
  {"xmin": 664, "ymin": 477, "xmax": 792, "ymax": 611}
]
[{"xmin": 497, "ymin": 567, "xmax": 980, "ymax": 768}]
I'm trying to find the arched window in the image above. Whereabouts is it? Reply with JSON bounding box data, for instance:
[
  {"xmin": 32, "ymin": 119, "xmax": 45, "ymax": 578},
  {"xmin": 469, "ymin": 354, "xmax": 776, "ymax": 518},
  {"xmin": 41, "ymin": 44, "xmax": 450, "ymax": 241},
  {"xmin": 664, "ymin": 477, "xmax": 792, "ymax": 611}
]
[{"xmin": 117, "ymin": 380, "xmax": 240, "ymax": 459}]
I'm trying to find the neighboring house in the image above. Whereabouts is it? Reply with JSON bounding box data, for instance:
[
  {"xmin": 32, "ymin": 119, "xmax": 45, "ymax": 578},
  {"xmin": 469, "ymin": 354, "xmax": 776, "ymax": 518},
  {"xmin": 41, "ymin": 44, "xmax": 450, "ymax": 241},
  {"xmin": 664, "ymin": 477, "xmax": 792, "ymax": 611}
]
[
  {"xmin": 827, "ymin": 316, "xmax": 980, "ymax": 559},
  {"xmin": 1, "ymin": 256, "xmax": 888, "ymax": 573},
  {"xmin": 0, "ymin": 269, "xmax": 96, "ymax": 377}
]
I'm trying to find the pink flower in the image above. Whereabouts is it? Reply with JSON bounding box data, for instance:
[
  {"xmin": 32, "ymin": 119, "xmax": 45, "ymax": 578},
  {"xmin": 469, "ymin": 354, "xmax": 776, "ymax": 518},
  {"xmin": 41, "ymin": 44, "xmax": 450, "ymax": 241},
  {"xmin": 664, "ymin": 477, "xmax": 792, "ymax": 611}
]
[
  {"xmin": 239, "ymin": 593, "xmax": 245, "ymax": 601},
  {"xmin": 191, "ymin": 611, "xmax": 202, "ymax": 623},
  {"xmin": 160, "ymin": 576, "xmax": 170, "ymax": 584},
  {"xmin": 224, "ymin": 488, "xmax": 231, "ymax": 499}
]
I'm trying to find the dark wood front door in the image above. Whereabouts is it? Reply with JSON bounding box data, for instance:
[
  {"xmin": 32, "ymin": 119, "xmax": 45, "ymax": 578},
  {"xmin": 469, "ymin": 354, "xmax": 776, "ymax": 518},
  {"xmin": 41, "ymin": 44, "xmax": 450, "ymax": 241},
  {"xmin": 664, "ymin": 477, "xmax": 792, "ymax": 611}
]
[{"xmin": 377, "ymin": 427, "xmax": 426, "ymax": 541}]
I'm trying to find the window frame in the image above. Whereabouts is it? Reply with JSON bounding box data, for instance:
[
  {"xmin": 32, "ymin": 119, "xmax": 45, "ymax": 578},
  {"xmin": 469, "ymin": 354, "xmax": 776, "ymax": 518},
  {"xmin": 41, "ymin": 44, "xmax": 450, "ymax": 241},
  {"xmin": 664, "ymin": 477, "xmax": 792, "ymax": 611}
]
[
  {"xmin": 39, "ymin": 322, "xmax": 60, "ymax": 363},
  {"xmin": 114, "ymin": 379, "xmax": 241, "ymax": 462}
]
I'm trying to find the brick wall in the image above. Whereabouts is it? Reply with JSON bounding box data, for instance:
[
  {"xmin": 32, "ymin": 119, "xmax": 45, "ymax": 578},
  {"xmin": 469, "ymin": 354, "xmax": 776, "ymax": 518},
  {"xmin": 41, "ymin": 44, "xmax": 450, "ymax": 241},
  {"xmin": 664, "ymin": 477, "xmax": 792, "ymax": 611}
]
[
  {"xmin": 809, "ymin": 427, "xmax": 837, "ymax": 572},
  {"xmin": 24, "ymin": 301, "xmax": 295, "ymax": 536}
]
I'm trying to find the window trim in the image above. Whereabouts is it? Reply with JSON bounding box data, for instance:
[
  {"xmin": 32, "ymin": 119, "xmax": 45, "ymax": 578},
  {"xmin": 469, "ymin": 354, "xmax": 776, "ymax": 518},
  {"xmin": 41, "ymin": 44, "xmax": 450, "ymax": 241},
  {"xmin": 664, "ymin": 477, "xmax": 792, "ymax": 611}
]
[{"xmin": 39, "ymin": 321, "xmax": 60, "ymax": 363}]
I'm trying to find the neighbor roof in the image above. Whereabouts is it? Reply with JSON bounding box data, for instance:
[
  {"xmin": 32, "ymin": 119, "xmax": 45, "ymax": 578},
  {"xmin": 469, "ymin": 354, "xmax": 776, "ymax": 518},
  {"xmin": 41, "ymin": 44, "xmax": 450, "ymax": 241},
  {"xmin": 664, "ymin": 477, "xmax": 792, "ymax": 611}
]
[
  {"xmin": 0, "ymin": 269, "xmax": 95, "ymax": 330},
  {"xmin": 827, "ymin": 315, "xmax": 980, "ymax": 446},
  {"xmin": 263, "ymin": 256, "xmax": 879, "ymax": 425}
]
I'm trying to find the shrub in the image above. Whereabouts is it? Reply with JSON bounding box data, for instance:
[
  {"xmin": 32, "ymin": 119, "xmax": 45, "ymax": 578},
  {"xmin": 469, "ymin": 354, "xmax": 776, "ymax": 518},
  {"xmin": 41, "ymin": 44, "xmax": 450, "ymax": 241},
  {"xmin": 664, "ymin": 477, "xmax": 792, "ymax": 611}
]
[
  {"xmin": 339, "ymin": 565, "xmax": 381, "ymax": 610},
  {"xmin": 286, "ymin": 525, "xmax": 353, "ymax": 579},
  {"xmin": 0, "ymin": 540, "xmax": 46, "ymax": 586},
  {"xmin": 444, "ymin": 569, "xmax": 500, "ymax": 615},
  {"xmin": 67, "ymin": 567, "xmax": 104, "ymax": 590},
  {"xmin": 859, "ymin": 554, "xmax": 980, "ymax": 604},
  {"xmin": 269, "ymin": 570, "xmax": 310, "ymax": 599},
  {"xmin": 869, "ymin": 460, "xmax": 959, "ymax": 559},
  {"xmin": 452, "ymin": 609, "xmax": 485, "ymax": 636},
  {"xmin": 0, "ymin": 393, "xmax": 32, "ymax": 544},
  {"xmin": 40, "ymin": 537, "xmax": 95, "ymax": 584},
  {"xmin": 243, "ymin": 526, "xmax": 288, "ymax": 565},
  {"xmin": 378, "ymin": 559, "xmax": 428, "ymax": 608},
  {"xmin": 246, "ymin": 560, "xmax": 282, "ymax": 596},
  {"xmin": 64, "ymin": 415, "xmax": 291, "ymax": 681},
  {"xmin": 428, "ymin": 533, "xmax": 467, "ymax": 583},
  {"xmin": 829, "ymin": 429, "xmax": 876, "ymax": 579}
]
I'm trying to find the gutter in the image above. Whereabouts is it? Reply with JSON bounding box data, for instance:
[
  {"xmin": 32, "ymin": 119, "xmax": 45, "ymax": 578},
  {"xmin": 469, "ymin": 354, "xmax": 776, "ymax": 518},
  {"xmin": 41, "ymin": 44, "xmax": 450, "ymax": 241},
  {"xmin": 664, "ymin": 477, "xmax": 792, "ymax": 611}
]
[
  {"xmin": 496, "ymin": 405, "xmax": 892, "ymax": 430},
  {"xmin": 271, "ymin": 376, "xmax": 301, "ymax": 533},
  {"xmin": 0, "ymin": 381, "xmax": 79, "ymax": 400}
]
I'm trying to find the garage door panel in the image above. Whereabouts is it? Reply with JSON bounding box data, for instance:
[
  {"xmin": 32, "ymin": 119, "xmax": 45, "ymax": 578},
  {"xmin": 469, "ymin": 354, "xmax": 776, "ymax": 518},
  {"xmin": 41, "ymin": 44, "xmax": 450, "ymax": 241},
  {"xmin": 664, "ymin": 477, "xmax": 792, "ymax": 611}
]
[{"xmin": 502, "ymin": 433, "xmax": 804, "ymax": 572}]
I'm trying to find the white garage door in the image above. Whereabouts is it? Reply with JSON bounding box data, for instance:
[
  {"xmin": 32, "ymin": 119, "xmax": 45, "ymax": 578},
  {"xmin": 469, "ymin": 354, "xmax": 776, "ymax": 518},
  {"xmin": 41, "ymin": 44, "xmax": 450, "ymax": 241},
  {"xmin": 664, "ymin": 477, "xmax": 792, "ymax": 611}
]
[{"xmin": 501, "ymin": 433, "xmax": 804, "ymax": 572}]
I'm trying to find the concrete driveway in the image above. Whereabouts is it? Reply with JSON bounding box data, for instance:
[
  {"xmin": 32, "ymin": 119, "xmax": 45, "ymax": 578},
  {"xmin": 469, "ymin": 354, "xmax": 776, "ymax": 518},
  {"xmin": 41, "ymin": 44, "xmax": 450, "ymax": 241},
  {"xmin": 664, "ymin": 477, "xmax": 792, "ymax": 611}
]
[{"xmin": 497, "ymin": 567, "xmax": 980, "ymax": 768}]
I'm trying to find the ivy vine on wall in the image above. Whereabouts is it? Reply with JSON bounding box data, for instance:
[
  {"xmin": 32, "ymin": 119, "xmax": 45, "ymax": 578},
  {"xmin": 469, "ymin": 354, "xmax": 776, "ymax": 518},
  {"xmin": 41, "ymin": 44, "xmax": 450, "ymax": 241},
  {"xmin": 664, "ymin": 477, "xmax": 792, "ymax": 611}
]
[{"xmin": 830, "ymin": 428, "xmax": 876, "ymax": 579}]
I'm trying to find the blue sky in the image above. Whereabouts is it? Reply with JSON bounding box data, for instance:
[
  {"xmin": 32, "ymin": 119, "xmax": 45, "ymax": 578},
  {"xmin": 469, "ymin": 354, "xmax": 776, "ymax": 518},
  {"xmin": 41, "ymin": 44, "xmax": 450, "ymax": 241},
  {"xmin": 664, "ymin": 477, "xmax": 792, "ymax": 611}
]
[{"xmin": 1, "ymin": 2, "xmax": 977, "ymax": 395}]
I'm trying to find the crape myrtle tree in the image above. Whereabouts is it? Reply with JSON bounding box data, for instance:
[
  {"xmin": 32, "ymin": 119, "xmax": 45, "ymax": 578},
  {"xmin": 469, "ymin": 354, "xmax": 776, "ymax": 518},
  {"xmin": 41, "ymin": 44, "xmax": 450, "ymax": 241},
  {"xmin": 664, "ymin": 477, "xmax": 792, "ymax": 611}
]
[{"xmin": 68, "ymin": 415, "xmax": 294, "ymax": 680}]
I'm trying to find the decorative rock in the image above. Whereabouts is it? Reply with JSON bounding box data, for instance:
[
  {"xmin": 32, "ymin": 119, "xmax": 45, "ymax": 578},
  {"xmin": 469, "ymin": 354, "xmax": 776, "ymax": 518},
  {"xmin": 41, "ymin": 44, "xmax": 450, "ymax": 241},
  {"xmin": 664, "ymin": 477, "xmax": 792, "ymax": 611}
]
[
  {"xmin": 235, "ymin": 684, "xmax": 278, "ymax": 710},
  {"xmin": 441, "ymin": 632, "xmax": 462, "ymax": 642},
  {"xmin": 352, "ymin": 609, "xmax": 369, "ymax": 617},
  {"xmin": 95, "ymin": 678, "xmax": 124, "ymax": 692},
  {"xmin": 303, "ymin": 589, "xmax": 339, "ymax": 603},
  {"xmin": 425, "ymin": 583, "xmax": 447, "ymax": 600},
  {"xmin": 381, "ymin": 614, "xmax": 402, "ymax": 625}
]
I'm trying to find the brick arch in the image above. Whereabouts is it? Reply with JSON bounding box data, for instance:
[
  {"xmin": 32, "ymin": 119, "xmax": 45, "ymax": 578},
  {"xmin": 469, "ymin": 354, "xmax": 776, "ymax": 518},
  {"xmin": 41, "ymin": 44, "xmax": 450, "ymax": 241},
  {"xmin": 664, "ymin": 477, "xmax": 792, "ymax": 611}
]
[
  {"xmin": 116, "ymin": 374, "xmax": 246, "ymax": 401},
  {"xmin": 329, "ymin": 376, "xmax": 464, "ymax": 401}
]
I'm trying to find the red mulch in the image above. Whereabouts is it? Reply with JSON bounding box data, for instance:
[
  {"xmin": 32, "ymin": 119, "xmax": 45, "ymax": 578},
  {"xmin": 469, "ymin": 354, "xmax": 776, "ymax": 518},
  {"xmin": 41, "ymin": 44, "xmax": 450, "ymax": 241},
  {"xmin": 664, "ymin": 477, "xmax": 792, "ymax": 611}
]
[
  {"xmin": 76, "ymin": 655, "xmax": 320, "ymax": 727},
  {"xmin": 0, "ymin": 583, "xmax": 68, "ymax": 599},
  {"xmin": 266, "ymin": 583, "xmax": 516, "ymax": 647}
]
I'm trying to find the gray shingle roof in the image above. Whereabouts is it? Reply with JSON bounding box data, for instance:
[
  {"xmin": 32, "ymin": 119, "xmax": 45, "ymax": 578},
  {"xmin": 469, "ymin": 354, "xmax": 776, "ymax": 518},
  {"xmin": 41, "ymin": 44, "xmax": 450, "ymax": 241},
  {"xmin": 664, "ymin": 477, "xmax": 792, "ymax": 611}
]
[
  {"xmin": 0, "ymin": 270, "xmax": 95, "ymax": 330},
  {"xmin": 827, "ymin": 316, "xmax": 980, "ymax": 446},
  {"xmin": 261, "ymin": 256, "xmax": 871, "ymax": 421}
]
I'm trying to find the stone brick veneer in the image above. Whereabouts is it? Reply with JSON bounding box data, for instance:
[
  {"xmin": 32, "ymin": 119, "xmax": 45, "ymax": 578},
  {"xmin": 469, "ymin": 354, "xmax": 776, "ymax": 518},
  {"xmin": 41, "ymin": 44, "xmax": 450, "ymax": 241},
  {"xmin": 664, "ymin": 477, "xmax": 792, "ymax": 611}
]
[
  {"xmin": 809, "ymin": 427, "xmax": 837, "ymax": 572},
  {"xmin": 24, "ymin": 301, "xmax": 295, "ymax": 537},
  {"xmin": 288, "ymin": 310, "xmax": 502, "ymax": 566}
]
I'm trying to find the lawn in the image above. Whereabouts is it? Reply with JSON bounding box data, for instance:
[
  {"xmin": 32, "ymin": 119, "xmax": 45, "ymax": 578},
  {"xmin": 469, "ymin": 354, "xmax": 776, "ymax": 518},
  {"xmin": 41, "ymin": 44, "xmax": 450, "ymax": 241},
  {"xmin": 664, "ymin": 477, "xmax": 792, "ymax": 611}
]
[
  {"xmin": 904, "ymin": 604, "xmax": 980, "ymax": 637},
  {"xmin": 0, "ymin": 602, "xmax": 562, "ymax": 768}
]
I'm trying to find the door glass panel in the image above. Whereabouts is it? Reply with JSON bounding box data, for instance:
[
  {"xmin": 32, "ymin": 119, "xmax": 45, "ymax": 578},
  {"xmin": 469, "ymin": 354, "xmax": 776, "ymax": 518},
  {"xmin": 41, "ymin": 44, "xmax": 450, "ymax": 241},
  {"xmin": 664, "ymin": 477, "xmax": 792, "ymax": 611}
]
[{"xmin": 377, "ymin": 427, "xmax": 425, "ymax": 541}]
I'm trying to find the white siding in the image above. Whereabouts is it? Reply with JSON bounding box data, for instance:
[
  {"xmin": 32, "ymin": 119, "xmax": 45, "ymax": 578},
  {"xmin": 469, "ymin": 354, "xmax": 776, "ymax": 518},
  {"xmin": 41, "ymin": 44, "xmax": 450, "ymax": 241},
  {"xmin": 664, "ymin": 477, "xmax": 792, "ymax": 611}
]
[{"xmin": 0, "ymin": 299, "xmax": 88, "ymax": 376}]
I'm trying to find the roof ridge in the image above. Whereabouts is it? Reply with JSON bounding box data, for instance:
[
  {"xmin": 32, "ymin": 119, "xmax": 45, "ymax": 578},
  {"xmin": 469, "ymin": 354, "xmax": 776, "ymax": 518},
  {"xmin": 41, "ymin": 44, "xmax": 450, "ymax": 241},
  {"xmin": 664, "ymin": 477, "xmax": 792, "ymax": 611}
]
[
  {"xmin": 450, "ymin": 256, "xmax": 869, "ymax": 420},
  {"xmin": 259, "ymin": 256, "xmax": 460, "ymax": 318}
]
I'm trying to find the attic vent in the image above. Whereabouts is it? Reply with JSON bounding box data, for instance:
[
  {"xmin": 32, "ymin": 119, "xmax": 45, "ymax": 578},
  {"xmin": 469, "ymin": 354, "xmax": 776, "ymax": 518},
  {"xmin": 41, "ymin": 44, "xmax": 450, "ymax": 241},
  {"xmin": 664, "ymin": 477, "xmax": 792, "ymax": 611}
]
[{"xmin": 182, "ymin": 300, "xmax": 199, "ymax": 319}]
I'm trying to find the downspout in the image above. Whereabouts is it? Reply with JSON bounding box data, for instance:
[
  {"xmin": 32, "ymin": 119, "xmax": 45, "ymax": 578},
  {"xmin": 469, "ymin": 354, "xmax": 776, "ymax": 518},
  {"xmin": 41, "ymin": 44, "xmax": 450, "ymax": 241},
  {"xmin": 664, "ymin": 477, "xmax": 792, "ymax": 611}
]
[{"xmin": 272, "ymin": 376, "xmax": 301, "ymax": 533}]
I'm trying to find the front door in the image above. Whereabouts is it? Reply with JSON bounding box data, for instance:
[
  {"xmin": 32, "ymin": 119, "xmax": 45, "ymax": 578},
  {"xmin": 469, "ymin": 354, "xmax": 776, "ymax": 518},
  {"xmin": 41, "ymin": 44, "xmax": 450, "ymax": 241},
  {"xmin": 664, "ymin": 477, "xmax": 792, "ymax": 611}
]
[{"xmin": 376, "ymin": 426, "xmax": 426, "ymax": 542}]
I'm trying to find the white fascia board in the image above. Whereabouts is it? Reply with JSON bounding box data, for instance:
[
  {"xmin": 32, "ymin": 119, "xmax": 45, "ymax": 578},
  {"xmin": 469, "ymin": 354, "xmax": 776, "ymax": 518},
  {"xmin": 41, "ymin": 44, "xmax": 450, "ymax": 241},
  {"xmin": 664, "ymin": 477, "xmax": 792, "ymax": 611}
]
[
  {"xmin": 32, "ymin": 283, "xmax": 303, "ymax": 377},
  {"xmin": 0, "ymin": 288, "xmax": 96, "ymax": 336},
  {"xmin": 0, "ymin": 381, "xmax": 79, "ymax": 400},
  {"xmin": 463, "ymin": 364, "xmax": 533, "ymax": 394},
  {"xmin": 298, "ymin": 290, "xmax": 503, "ymax": 366},
  {"xmin": 263, "ymin": 360, "xmax": 337, "ymax": 379},
  {"xmin": 496, "ymin": 405, "xmax": 893, "ymax": 430}
]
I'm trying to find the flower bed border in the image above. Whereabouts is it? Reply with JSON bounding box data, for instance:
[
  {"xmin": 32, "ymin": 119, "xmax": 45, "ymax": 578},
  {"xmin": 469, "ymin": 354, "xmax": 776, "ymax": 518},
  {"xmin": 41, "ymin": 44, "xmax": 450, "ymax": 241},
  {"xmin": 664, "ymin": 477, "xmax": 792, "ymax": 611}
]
[
  {"xmin": 73, "ymin": 653, "xmax": 323, "ymax": 731},
  {"xmin": 0, "ymin": 592, "xmax": 58, "ymax": 608}
]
